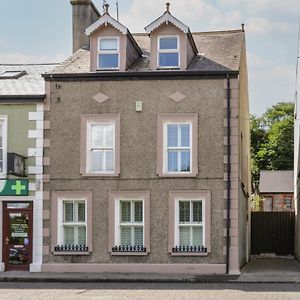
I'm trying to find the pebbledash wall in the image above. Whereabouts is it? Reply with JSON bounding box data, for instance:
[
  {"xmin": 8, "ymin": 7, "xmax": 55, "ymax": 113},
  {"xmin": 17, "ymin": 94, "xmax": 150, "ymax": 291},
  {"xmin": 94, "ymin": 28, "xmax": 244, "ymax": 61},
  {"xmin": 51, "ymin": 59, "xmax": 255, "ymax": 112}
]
[
  {"xmin": 40, "ymin": 76, "xmax": 246, "ymax": 274},
  {"xmin": 0, "ymin": 103, "xmax": 46, "ymax": 272}
]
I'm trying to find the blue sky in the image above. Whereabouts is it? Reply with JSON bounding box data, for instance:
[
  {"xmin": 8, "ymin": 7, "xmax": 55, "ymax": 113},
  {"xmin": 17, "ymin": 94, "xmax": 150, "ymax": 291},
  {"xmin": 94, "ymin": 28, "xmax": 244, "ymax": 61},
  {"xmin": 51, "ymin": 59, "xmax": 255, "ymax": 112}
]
[{"xmin": 0, "ymin": 0, "xmax": 299, "ymax": 115}]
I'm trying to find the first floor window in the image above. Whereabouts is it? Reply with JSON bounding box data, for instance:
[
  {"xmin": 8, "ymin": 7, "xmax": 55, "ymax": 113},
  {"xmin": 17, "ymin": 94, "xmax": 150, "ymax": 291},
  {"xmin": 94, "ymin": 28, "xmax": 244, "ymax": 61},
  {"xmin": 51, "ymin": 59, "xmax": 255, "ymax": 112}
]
[
  {"xmin": 118, "ymin": 200, "xmax": 144, "ymax": 247},
  {"xmin": 176, "ymin": 200, "xmax": 203, "ymax": 247},
  {"xmin": 88, "ymin": 122, "xmax": 115, "ymax": 173},
  {"xmin": 165, "ymin": 123, "xmax": 191, "ymax": 173},
  {"xmin": 62, "ymin": 200, "xmax": 86, "ymax": 246}
]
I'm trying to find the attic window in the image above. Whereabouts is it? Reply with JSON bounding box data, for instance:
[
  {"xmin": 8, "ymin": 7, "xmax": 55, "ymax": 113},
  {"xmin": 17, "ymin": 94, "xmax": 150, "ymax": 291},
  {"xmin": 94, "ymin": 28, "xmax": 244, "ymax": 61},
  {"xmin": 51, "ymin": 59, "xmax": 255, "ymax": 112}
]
[
  {"xmin": 158, "ymin": 36, "xmax": 179, "ymax": 69},
  {"xmin": 0, "ymin": 70, "xmax": 27, "ymax": 79},
  {"xmin": 98, "ymin": 37, "xmax": 119, "ymax": 70}
]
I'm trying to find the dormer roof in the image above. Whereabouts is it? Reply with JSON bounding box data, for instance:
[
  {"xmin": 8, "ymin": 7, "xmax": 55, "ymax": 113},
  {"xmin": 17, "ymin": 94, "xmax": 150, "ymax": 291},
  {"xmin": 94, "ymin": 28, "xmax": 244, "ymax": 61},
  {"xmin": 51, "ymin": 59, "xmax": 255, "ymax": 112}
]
[
  {"xmin": 145, "ymin": 10, "xmax": 189, "ymax": 34},
  {"xmin": 85, "ymin": 13, "xmax": 128, "ymax": 36}
]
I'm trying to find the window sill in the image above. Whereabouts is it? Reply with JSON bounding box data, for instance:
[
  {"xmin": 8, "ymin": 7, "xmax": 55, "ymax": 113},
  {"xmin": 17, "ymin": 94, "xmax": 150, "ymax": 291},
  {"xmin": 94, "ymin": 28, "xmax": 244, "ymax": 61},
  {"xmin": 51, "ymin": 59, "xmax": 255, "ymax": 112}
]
[
  {"xmin": 52, "ymin": 251, "xmax": 91, "ymax": 256},
  {"xmin": 110, "ymin": 252, "xmax": 149, "ymax": 256},
  {"xmin": 81, "ymin": 173, "xmax": 120, "ymax": 177},
  {"xmin": 158, "ymin": 173, "xmax": 197, "ymax": 178},
  {"xmin": 170, "ymin": 252, "xmax": 208, "ymax": 257}
]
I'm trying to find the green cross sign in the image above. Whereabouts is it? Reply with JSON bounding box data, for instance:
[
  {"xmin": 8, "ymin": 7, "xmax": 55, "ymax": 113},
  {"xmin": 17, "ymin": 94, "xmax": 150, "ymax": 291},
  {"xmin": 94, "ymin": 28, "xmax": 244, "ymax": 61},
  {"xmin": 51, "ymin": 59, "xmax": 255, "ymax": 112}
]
[
  {"xmin": 0, "ymin": 180, "xmax": 28, "ymax": 196},
  {"xmin": 11, "ymin": 180, "xmax": 26, "ymax": 195}
]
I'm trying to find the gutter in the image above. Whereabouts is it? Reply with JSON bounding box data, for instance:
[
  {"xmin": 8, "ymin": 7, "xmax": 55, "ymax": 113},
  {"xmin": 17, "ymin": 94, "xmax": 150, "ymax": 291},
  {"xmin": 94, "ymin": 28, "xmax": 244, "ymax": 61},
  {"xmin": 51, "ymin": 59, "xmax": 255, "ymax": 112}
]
[
  {"xmin": 0, "ymin": 94, "xmax": 45, "ymax": 103},
  {"xmin": 226, "ymin": 74, "xmax": 231, "ymax": 274},
  {"xmin": 42, "ymin": 70, "xmax": 239, "ymax": 81}
]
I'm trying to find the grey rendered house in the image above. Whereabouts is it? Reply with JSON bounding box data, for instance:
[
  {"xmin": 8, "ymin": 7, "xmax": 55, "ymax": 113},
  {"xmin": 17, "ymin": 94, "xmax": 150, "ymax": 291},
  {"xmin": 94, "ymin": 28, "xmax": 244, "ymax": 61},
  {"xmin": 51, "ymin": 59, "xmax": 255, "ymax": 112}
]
[
  {"xmin": 41, "ymin": 0, "xmax": 251, "ymax": 274},
  {"xmin": 0, "ymin": 63, "xmax": 57, "ymax": 271}
]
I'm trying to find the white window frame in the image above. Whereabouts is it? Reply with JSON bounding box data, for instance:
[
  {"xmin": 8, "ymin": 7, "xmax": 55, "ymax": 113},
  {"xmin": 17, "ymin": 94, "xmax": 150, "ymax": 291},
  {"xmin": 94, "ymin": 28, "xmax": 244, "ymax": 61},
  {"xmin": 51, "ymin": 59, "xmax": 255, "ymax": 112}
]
[
  {"xmin": 114, "ymin": 198, "xmax": 145, "ymax": 247},
  {"xmin": 97, "ymin": 36, "xmax": 120, "ymax": 70},
  {"xmin": 163, "ymin": 121, "xmax": 192, "ymax": 174},
  {"xmin": 57, "ymin": 198, "xmax": 87, "ymax": 246},
  {"xmin": 86, "ymin": 121, "xmax": 115, "ymax": 174},
  {"xmin": 0, "ymin": 116, "xmax": 8, "ymax": 178},
  {"xmin": 157, "ymin": 35, "xmax": 180, "ymax": 69},
  {"xmin": 174, "ymin": 198, "xmax": 205, "ymax": 248}
]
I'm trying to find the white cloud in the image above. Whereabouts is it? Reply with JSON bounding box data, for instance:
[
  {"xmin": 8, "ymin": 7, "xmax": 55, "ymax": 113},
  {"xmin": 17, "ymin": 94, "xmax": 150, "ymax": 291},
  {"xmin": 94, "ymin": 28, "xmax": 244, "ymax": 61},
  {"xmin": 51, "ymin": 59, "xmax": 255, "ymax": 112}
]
[
  {"xmin": 0, "ymin": 53, "xmax": 67, "ymax": 64},
  {"xmin": 246, "ymin": 17, "xmax": 291, "ymax": 35}
]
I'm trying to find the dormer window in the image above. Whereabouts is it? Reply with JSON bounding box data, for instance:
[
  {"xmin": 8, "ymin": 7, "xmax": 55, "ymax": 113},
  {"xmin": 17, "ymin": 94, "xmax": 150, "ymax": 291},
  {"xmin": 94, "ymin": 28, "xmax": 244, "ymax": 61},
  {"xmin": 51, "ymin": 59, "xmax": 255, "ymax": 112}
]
[
  {"xmin": 158, "ymin": 36, "xmax": 179, "ymax": 69},
  {"xmin": 98, "ymin": 37, "xmax": 119, "ymax": 70}
]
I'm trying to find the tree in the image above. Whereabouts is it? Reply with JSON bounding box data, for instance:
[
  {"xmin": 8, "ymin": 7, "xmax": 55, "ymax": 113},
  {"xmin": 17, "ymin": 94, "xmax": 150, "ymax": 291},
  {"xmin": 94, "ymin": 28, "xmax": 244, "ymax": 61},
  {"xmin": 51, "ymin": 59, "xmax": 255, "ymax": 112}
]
[{"xmin": 250, "ymin": 102, "xmax": 294, "ymax": 185}]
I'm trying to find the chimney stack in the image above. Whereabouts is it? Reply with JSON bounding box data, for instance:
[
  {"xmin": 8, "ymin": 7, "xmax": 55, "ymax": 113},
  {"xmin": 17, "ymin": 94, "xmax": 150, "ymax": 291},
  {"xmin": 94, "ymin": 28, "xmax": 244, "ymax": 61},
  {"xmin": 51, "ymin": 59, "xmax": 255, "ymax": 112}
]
[{"xmin": 70, "ymin": 0, "xmax": 101, "ymax": 53}]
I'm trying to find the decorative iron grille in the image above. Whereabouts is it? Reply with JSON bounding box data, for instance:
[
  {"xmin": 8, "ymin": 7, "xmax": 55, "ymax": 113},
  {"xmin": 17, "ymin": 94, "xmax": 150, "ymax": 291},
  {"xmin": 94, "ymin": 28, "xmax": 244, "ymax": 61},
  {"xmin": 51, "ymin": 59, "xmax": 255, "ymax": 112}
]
[
  {"xmin": 54, "ymin": 245, "xmax": 89, "ymax": 252},
  {"xmin": 112, "ymin": 245, "xmax": 146, "ymax": 252},
  {"xmin": 172, "ymin": 245, "xmax": 207, "ymax": 253}
]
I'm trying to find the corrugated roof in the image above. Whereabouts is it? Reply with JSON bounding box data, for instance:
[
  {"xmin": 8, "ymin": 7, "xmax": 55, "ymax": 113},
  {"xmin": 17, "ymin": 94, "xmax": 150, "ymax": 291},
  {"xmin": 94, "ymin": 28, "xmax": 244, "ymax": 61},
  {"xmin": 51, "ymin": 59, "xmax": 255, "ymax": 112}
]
[
  {"xmin": 0, "ymin": 64, "xmax": 58, "ymax": 96},
  {"xmin": 259, "ymin": 170, "xmax": 294, "ymax": 193},
  {"xmin": 48, "ymin": 29, "xmax": 244, "ymax": 74}
]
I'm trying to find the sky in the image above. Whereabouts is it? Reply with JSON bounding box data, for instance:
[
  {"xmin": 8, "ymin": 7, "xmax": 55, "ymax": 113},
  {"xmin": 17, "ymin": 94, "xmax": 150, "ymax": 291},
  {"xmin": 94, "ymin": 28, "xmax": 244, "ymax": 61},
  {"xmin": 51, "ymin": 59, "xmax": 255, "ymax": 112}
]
[{"xmin": 0, "ymin": 0, "xmax": 299, "ymax": 115}]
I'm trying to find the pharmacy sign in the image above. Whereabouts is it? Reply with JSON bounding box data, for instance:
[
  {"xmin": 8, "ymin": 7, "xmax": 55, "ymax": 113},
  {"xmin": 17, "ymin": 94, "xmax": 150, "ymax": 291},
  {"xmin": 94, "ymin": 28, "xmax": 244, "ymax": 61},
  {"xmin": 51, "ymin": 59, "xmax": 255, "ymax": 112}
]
[{"xmin": 0, "ymin": 180, "xmax": 28, "ymax": 196}]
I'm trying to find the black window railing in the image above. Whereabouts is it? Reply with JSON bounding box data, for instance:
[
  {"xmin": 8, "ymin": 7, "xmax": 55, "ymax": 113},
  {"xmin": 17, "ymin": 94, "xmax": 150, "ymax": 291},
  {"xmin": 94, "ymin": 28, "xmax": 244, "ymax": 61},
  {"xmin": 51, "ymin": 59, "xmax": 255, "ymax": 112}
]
[
  {"xmin": 54, "ymin": 245, "xmax": 89, "ymax": 252},
  {"xmin": 112, "ymin": 245, "xmax": 146, "ymax": 252},
  {"xmin": 172, "ymin": 245, "xmax": 207, "ymax": 253}
]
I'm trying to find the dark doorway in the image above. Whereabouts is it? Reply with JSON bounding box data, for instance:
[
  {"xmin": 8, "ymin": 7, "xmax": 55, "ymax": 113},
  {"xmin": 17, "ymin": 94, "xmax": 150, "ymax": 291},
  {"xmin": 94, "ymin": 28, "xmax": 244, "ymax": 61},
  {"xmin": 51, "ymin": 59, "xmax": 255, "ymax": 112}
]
[
  {"xmin": 251, "ymin": 211, "xmax": 295, "ymax": 255},
  {"xmin": 3, "ymin": 202, "xmax": 33, "ymax": 271}
]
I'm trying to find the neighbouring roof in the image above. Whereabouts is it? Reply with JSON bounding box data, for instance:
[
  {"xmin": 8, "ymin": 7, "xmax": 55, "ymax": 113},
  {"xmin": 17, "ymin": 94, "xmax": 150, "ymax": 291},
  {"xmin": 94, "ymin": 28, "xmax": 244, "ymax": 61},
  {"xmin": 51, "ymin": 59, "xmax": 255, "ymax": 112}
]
[
  {"xmin": 259, "ymin": 170, "xmax": 294, "ymax": 193},
  {"xmin": 0, "ymin": 64, "xmax": 58, "ymax": 96},
  {"xmin": 49, "ymin": 29, "xmax": 244, "ymax": 75}
]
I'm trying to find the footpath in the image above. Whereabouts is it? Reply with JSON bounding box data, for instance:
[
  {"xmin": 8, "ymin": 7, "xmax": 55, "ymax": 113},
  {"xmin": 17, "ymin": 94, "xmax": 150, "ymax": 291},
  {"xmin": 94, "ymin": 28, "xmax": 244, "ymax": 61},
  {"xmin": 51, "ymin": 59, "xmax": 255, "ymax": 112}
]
[{"xmin": 0, "ymin": 257, "xmax": 299, "ymax": 283}]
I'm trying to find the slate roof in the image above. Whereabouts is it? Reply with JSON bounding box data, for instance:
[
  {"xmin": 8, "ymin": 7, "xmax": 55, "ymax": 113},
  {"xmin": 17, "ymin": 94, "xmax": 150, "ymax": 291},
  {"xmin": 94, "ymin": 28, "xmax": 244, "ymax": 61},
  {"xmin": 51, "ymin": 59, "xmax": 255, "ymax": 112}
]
[
  {"xmin": 49, "ymin": 29, "xmax": 244, "ymax": 74},
  {"xmin": 0, "ymin": 64, "xmax": 58, "ymax": 96},
  {"xmin": 259, "ymin": 170, "xmax": 294, "ymax": 193}
]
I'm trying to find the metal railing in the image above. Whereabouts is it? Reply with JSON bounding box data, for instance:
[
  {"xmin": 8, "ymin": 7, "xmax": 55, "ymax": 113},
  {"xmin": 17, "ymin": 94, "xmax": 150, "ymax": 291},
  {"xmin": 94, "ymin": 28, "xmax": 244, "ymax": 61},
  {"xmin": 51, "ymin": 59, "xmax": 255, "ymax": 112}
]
[
  {"xmin": 54, "ymin": 245, "xmax": 89, "ymax": 252},
  {"xmin": 172, "ymin": 245, "xmax": 207, "ymax": 253},
  {"xmin": 112, "ymin": 245, "xmax": 146, "ymax": 252}
]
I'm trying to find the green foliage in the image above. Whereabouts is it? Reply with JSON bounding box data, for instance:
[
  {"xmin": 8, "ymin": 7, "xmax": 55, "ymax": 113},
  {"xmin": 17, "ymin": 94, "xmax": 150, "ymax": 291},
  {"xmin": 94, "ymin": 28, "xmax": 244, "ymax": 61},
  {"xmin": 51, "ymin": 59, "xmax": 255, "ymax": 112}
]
[
  {"xmin": 250, "ymin": 102, "xmax": 294, "ymax": 185},
  {"xmin": 251, "ymin": 194, "xmax": 263, "ymax": 211}
]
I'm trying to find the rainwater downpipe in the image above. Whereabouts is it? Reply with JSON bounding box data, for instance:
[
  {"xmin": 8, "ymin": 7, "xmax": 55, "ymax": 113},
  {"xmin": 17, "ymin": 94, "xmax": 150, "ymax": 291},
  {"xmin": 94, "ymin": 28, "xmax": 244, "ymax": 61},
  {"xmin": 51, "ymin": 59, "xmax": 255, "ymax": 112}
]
[{"xmin": 226, "ymin": 74, "xmax": 231, "ymax": 274}]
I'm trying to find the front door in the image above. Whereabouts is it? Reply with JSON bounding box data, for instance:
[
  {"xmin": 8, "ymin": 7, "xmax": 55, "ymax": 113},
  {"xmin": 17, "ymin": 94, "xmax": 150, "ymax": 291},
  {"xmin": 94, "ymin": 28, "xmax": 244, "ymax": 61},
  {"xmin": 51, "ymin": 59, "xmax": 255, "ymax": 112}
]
[{"xmin": 3, "ymin": 202, "xmax": 33, "ymax": 271}]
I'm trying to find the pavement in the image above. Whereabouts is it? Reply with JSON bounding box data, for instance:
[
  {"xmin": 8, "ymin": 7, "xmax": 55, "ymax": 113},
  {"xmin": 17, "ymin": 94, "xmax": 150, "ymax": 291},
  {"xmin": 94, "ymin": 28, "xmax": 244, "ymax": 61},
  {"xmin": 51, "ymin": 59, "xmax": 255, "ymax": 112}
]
[{"xmin": 0, "ymin": 257, "xmax": 300, "ymax": 283}]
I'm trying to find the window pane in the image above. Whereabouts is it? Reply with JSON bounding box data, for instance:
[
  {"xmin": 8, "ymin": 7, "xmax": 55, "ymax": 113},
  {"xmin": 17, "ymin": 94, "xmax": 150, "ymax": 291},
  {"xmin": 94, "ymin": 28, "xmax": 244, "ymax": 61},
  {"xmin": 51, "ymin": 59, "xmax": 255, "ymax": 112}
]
[
  {"xmin": 179, "ymin": 226, "xmax": 190, "ymax": 246},
  {"xmin": 120, "ymin": 226, "xmax": 131, "ymax": 245},
  {"xmin": 179, "ymin": 201, "xmax": 190, "ymax": 223},
  {"xmin": 192, "ymin": 226, "xmax": 203, "ymax": 246},
  {"xmin": 77, "ymin": 226, "xmax": 86, "ymax": 245},
  {"xmin": 0, "ymin": 149, "xmax": 3, "ymax": 160},
  {"xmin": 134, "ymin": 226, "xmax": 143, "ymax": 246},
  {"xmin": 105, "ymin": 150, "xmax": 114, "ymax": 171},
  {"xmin": 159, "ymin": 53, "xmax": 179, "ymax": 67},
  {"xmin": 100, "ymin": 38, "xmax": 118, "ymax": 50},
  {"xmin": 99, "ymin": 54, "xmax": 118, "ymax": 68},
  {"xmin": 159, "ymin": 37, "xmax": 177, "ymax": 49},
  {"xmin": 180, "ymin": 124, "xmax": 190, "ymax": 147},
  {"xmin": 120, "ymin": 201, "xmax": 131, "ymax": 222},
  {"xmin": 167, "ymin": 124, "xmax": 178, "ymax": 147},
  {"xmin": 64, "ymin": 202, "xmax": 74, "ymax": 222},
  {"xmin": 105, "ymin": 125, "xmax": 114, "ymax": 147},
  {"xmin": 0, "ymin": 161, "xmax": 3, "ymax": 172},
  {"xmin": 91, "ymin": 150, "xmax": 103, "ymax": 172},
  {"xmin": 77, "ymin": 202, "xmax": 85, "ymax": 222},
  {"xmin": 134, "ymin": 201, "xmax": 143, "ymax": 222},
  {"xmin": 168, "ymin": 151, "xmax": 178, "ymax": 172},
  {"xmin": 192, "ymin": 201, "xmax": 202, "ymax": 222},
  {"xmin": 91, "ymin": 124, "xmax": 104, "ymax": 147},
  {"xmin": 63, "ymin": 226, "xmax": 74, "ymax": 245},
  {"xmin": 180, "ymin": 151, "xmax": 190, "ymax": 172}
]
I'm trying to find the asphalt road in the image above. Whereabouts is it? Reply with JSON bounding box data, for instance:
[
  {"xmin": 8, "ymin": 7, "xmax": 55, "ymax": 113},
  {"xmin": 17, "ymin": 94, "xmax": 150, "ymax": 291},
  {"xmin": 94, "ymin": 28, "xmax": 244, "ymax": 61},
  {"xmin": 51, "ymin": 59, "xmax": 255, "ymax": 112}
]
[{"xmin": 1, "ymin": 282, "xmax": 300, "ymax": 300}]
